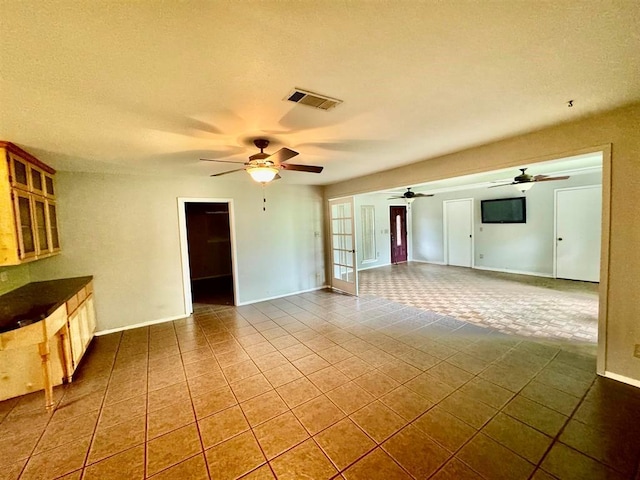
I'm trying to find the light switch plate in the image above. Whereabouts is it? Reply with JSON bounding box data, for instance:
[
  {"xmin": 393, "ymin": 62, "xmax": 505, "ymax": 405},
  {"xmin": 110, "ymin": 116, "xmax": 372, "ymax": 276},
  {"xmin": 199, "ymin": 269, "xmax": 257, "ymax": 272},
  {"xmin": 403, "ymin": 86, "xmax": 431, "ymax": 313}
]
[{"xmin": 634, "ymin": 344, "xmax": 640, "ymax": 359}]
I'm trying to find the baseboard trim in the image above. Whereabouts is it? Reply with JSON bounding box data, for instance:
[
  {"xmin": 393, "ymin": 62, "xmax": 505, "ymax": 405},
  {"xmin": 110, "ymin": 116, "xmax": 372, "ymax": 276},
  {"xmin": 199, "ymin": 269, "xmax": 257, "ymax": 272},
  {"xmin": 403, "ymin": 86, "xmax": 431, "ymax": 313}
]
[
  {"xmin": 236, "ymin": 285, "xmax": 329, "ymax": 306},
  {"xmin": 603, "ymin": 371, "xmax": 640, "ymax": 389},
  {"xmin": 410, "ymin": 260, "xmax": 446, "ymax": 265},
  {"xmin": 95, "ymin": 314, "xmax": 188, "ymax": 336},
  {"xmin": 358, "ymin": 262, "xmax": 391, "ymax": 272},
  {"xmin": 95, "ymin": 286, "xmax": 330, "ymax": 335},
  {"xmin": 473, "ymin": 265, "xmax": 553, "ymax": 278}
]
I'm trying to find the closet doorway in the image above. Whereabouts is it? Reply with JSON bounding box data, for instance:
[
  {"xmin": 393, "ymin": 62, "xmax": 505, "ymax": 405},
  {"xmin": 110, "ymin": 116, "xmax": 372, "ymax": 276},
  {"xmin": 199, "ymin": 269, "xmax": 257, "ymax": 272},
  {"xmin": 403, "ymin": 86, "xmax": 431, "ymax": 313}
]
[{"xmin": 178, "ymin": 199, "xmax": 238, "ymax": 313}]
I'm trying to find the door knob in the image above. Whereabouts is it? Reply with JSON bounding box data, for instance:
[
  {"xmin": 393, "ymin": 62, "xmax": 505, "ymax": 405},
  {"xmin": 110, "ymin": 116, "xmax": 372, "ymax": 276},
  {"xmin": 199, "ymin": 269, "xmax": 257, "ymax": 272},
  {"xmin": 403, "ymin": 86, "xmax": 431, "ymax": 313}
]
[{"xmin": 558, "ymin": 238, "xmax": 563, "ymax": 241}]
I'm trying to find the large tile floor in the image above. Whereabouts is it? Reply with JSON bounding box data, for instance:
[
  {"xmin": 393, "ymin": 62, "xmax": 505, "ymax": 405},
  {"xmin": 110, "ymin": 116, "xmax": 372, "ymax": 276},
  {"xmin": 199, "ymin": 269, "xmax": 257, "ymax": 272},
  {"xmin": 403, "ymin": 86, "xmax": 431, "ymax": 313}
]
[
  {"xmin": 1, "ymin": 278, "xmax": 639, "ymax": 479},
  {"xmin": 360, "ymin": 263, "xmax": 599, "ymax": 343}
]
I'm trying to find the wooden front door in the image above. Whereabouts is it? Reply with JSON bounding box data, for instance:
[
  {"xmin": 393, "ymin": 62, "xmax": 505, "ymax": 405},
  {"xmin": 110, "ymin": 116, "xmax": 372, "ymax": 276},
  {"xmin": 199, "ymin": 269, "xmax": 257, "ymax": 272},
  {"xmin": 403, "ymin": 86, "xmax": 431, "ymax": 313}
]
[{"xmin": 390, "ymin": 206, "xmax": 407, "ymax": 264}]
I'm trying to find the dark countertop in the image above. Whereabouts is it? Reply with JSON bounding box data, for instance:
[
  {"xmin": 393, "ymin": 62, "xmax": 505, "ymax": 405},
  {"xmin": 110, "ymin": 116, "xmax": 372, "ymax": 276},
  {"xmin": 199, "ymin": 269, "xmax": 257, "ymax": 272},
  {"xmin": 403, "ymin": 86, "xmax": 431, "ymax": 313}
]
[{"xmin": 0, "ymin": 276, "xmax": 93, "ymax": 334}]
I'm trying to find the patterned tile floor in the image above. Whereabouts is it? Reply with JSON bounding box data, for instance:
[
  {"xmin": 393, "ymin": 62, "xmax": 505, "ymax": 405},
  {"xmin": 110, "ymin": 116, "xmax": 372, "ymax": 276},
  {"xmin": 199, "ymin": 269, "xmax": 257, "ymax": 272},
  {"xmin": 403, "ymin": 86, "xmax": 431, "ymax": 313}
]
[
  {"xmin": 1, "ymin": 287, "xmax": 638, "ymax": 479},
  {"xmin": 360, "ymin": 263, "xmax": 599, "ymax": 344}
]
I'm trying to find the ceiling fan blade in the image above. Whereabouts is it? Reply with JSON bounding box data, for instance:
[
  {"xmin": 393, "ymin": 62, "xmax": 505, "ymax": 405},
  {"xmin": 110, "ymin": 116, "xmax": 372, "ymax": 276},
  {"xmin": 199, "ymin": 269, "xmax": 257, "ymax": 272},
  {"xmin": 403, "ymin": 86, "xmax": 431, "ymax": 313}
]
[
  {"xmin": 387, "ymin": 196, "xmax": 403, "ymax": 200},
  {"xmin": 280, "ymin": 163, "xmax": 323, "ymax": 173},
  {"xmin": 210, "ymin": 168, "xmax": 245, "ymax": 177},
  {"xmin": 267, "ymin": 148, "xmax": 299, "ymax": 165},
  {"xmin": 533, "ymin": 174, "xmax": 549, "ymax": 180},
  {"xmin": 201, "ymin": 158, "xmax": 247, "ymax": 164},
  {"xmin": 534, "ymin": 176, "xmax": 570, "ymax": 182},
  {"xmin": 488, "ymin": 183, "xmax": 514, "ymax": 188},
  {"xmin": 413, "ymin": 193, "xmax": 434, "ymax": 197}
]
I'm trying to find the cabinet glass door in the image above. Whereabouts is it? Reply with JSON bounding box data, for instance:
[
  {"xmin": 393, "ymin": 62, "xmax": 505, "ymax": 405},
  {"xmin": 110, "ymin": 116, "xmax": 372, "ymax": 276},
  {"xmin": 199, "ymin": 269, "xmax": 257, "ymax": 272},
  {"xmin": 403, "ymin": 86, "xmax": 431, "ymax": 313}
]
[
  {"xmin": 47, "ymin": 202, "xmax": 60, "ymax": 250},
  {"xmin": 10, "ymin": 156, "xmax": 29, "ymax": 190},
  {"xmin": 15, "ymin": 193, "xmax": 36, "ymax": 258},
  {"xmin": 31, "ymin": 168, "xmax": 44, "ymax": 195},
  {"xmin": 45, "ymin": 174, "xmax": 55, "ymax": 197},
  {"xmin": 34, "ymin": 198, "xmax": 49, "ymax": 253}
]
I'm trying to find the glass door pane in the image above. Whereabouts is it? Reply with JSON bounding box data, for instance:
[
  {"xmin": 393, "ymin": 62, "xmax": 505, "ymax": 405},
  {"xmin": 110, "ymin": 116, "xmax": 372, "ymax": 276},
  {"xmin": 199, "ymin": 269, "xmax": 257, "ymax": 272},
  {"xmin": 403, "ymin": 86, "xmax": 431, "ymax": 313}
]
[
  {"xmin": 48, "ymin": 202, "xmax": 60, "ymax": 250},
  {"xmin": 11, "ymin": 156, "xmax": 29, "ymax": 190},
  {"xmin": 31, "ymin": 168, "xmax": 44, "ymax": 194},
  {"xmin": 16, "ymin": 194, "xmax": 36, "ymax": 257},
  {"xmin": 45, "ymin": 175, "xmax": 55, "ymax": 196},
  {"xmin": 34, "ymin": 198, "xmax": 49, "ymax": 252}
]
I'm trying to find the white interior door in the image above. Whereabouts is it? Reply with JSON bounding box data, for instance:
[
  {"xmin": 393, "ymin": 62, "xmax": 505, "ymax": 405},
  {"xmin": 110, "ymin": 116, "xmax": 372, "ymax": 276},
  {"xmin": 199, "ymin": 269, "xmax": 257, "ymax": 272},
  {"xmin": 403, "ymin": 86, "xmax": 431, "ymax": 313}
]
[
  {"xmin": 329, "ymin": 197, "xmax": 358, "ymax": 295},
  {"xmin": 555, "ymin": 185, "xmax": 602, "ymax": 282},
  {"xmin": 444, "ymin": 199, "xmax": 473, "ymax": 267}
]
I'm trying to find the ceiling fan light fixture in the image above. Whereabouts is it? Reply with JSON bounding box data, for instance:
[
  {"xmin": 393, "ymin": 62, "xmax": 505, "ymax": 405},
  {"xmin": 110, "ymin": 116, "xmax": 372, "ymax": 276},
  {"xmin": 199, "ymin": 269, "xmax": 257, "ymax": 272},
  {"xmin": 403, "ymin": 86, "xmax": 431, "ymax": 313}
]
[
  {"xmin": 247, "ymin": 166, "xmax": 279, "ymax": 183},
  {"xmin": 516, "ymin": 182, "xmax": 534, "ymax": 193}
]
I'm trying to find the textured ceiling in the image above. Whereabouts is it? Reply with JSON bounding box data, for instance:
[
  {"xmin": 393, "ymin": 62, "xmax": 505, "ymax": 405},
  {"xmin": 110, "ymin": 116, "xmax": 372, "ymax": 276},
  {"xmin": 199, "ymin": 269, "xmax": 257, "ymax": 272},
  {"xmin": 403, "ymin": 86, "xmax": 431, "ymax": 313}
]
[{"xmin": 0, "ymin": 1, "xmax": 638, "ymax": 185}]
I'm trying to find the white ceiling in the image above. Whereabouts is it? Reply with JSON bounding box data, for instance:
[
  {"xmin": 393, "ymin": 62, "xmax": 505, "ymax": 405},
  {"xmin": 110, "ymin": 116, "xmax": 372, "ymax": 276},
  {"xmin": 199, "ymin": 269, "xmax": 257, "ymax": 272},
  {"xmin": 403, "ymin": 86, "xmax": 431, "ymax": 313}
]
[{"xmin": 1, "ymin": 1, "xmax": 638, "ymax": 185}]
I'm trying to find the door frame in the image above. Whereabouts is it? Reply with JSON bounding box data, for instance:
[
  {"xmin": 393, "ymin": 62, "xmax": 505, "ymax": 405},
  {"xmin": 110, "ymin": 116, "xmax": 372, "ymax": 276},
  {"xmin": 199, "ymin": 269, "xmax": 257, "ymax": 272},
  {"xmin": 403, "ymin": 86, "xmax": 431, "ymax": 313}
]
[
  {"xmin": 389, "ymin": 205, "xmax": 408, "ymax": 264},
  {"xmin": 177, "ymin": 197, "xmax": 239, "ymax": 315},
  {"xmin": 443, "ymin": 198, "xmax": 475, "ymax": 267},
  {"xmin": 553, "ymin": 184, "xmax": 602, "ymax": 280},
  {"xmin": 328, "ymin": 196, "xmax": 358, "ymax": 296}
]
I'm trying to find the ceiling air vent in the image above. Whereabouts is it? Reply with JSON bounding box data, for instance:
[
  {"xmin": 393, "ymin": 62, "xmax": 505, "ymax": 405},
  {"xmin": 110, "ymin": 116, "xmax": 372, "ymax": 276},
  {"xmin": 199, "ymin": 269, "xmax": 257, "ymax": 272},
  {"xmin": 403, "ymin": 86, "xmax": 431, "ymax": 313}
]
[{"xmin": 285, "ymin": 88, "xmax": 342, "ymax": 110}]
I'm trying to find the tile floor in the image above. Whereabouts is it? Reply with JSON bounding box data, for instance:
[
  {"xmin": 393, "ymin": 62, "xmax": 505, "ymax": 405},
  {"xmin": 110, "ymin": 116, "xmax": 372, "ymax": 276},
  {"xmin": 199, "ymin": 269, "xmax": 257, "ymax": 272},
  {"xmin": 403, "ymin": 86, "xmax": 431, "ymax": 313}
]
[
  {"xmin": 360, "ymin": 263, "xmax": 599, "ymax": 343},
  {"xmin": 1, "ymin": 270, "xmax": 639, "ymax": 479}
]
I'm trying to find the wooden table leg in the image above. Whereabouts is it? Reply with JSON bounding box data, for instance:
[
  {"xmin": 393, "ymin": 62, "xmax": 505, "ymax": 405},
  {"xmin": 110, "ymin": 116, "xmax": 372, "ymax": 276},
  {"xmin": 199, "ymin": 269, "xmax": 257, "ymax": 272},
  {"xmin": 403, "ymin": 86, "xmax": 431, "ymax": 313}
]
[
  {"xmin": 59, "ymin": 325, "xmax": 74, "ymax": 382},
  {"xmin": 38, "ymin": 341, "xmax": 54, "ymax": 412}
]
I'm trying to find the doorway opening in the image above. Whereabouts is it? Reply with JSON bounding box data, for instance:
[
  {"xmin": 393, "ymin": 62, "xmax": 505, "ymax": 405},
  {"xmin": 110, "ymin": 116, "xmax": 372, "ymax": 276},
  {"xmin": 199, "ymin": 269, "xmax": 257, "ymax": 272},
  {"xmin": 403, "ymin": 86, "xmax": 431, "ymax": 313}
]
[
  {"xmin": 390, "ymin": 205, "xmax": 408, "ymax": 264},
  {"xmin": 179, "ymin": 199, "xmax": 237, "ymax": 311},
  {"xmin": 352, "ymin": 147, "xmax": 609, "ymax": 371}
]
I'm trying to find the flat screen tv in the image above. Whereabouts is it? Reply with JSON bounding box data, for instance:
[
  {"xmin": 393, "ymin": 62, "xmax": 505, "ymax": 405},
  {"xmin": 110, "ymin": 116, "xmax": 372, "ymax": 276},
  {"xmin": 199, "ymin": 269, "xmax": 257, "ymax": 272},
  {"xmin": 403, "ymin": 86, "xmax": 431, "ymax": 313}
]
[{"xmin": 481, "ymin": 197, "xmax": 526, "ymax": 224}]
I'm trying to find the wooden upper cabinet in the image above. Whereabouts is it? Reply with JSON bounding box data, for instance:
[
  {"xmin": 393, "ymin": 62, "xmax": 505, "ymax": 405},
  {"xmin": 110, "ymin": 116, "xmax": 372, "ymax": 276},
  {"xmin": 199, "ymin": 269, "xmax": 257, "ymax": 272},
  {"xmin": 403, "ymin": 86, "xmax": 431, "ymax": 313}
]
[{"xmin": 0, "ymin": 142, "xmax": 60, "ymax": 265}]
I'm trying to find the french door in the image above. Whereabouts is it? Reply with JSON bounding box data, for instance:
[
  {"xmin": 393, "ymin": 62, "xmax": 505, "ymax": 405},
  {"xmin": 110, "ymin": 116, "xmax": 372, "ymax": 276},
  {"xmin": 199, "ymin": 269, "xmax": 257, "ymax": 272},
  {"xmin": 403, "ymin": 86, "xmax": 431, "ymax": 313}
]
[{"xmin": 329, "ymin": 197, "xmax": 358, "ymax": 295}]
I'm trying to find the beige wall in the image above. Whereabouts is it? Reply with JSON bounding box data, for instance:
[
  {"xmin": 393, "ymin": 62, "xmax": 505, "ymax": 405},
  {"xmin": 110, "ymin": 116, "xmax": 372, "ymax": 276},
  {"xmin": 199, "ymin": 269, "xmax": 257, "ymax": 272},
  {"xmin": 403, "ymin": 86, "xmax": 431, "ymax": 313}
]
[
  {"xmin": 30, "ymin": 172, "xmax": 326, "ymax": 332},
  {"xmin": 325, "ymin": 102, "xmax": 640, "ymax": 383},
  {"xmin": 0, "ymin": 264, "xmax": 30, "ymax": 295}
]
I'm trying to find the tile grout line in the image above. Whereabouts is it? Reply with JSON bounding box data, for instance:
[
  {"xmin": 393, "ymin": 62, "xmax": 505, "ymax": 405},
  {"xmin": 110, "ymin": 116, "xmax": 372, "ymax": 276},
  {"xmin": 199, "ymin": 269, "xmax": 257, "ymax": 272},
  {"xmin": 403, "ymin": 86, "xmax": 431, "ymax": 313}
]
[
  {"xmin": 206, "ymin": 308, "xmax": 274, "ymax": 479},
  {"xmin": 182, "ymin": 317, "xmax": 214, "ymax": 480},
  {"xmin": 79, "ymin": 330, "xmax": 124, "ymax": 479},
  {"xmin": 526, "ymin": 373, "xmax": 598, "ymax": 479}
]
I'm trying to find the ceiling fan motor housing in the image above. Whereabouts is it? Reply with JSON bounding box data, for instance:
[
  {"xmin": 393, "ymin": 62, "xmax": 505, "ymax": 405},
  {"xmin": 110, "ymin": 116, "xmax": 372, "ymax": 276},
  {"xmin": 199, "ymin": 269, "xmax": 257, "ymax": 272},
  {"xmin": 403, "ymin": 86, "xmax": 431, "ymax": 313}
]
[
  {"xmin": 249, "ymin": 152, "xmax": 270, "ymax": 162},
  {"xmin": 515, "ymin": 169, "xmax": 533, "ymax": 183}
]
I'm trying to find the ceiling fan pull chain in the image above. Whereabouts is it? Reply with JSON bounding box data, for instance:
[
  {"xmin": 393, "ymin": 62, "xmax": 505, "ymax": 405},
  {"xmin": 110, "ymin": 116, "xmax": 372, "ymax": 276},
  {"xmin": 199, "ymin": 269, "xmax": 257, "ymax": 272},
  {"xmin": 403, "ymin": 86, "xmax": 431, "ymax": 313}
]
[{"xmin": 263, "ymin": 184, "xmax": 267, "ymax": 212}]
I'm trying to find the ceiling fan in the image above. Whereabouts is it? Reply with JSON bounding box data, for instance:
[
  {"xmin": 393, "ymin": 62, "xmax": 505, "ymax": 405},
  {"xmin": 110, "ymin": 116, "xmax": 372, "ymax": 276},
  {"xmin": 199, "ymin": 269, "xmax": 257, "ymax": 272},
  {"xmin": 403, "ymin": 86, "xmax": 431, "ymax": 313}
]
[
  {"xmin": 490, "ymin": 168, "xmax": 570, "ymax": 192},
  {"xmin": 388, "ymin": 187, "xmax": 434, "ymax": 203},
  {"xmin": 201, "ymin": 139, "xmax": 323, "ymax": 183}
]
